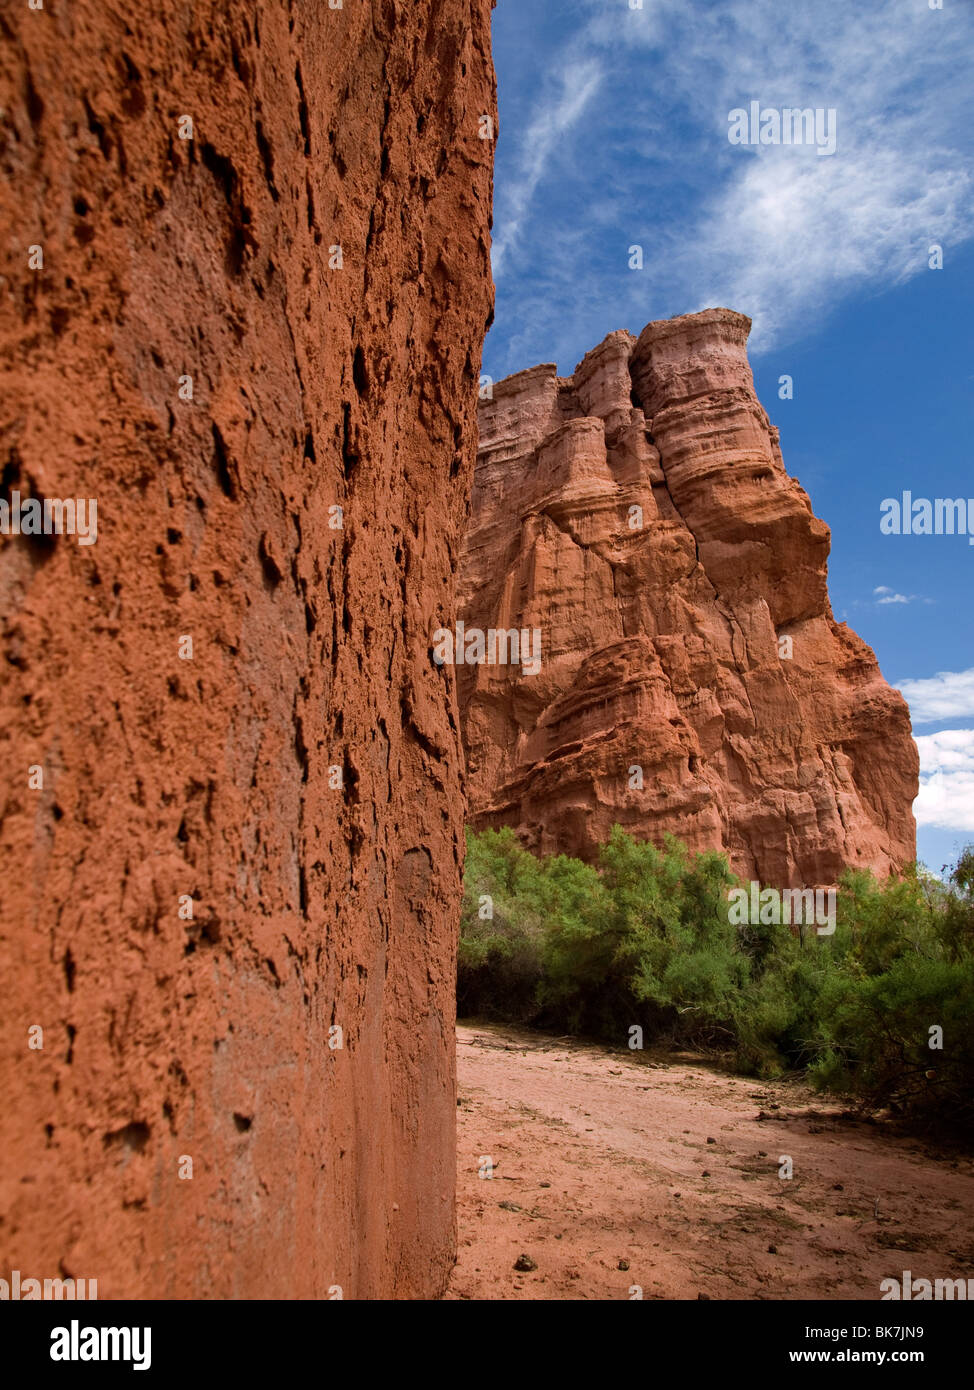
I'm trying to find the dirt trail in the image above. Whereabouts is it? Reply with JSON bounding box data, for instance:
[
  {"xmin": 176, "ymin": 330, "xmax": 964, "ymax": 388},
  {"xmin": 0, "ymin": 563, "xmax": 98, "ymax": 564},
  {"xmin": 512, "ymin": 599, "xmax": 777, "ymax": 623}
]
[{"xmin": 446, "ymin": 1022, "xmax": 974, "ymax": 1300}]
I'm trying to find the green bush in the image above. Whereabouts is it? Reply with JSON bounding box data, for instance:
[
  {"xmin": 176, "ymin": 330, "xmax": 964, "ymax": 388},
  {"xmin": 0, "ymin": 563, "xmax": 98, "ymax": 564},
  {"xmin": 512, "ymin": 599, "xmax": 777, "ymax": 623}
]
[
  {"xmin": 458, "ymin": 824, "xmax": 974, "ymax": 1134},
  {"xmin": 458, "ymin": 828, "xmax": 548, "ymax": 1022}
]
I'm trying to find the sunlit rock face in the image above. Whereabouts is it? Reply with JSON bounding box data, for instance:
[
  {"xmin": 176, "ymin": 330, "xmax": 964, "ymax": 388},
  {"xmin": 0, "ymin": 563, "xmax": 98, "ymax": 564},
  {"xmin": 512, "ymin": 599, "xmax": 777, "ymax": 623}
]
[
  {"xmin": 0, "ymin": 0, "xmax": 495, "ymax": 1299},
  {"xmin": 459, "ymin": 309, "xmax": 918, "ymax": 886}
]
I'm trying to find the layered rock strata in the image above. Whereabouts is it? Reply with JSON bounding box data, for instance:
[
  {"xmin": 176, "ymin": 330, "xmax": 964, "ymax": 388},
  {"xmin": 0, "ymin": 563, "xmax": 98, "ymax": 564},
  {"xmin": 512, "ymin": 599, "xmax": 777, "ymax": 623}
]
[
  {"xmin": 0, "ymin": 1, "xmax": 494, "ymax": 1298},
  {"xmin": 458, "ymin": 310, "xmax": 918, "ymax": 884}
]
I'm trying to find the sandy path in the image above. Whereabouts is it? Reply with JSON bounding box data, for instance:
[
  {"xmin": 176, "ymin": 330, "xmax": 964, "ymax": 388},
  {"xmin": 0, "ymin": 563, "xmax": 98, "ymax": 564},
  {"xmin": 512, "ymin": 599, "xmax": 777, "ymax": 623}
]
[{"xmin": 445, "ymin": 1022, "xmax": 974, "ymax": 1301}]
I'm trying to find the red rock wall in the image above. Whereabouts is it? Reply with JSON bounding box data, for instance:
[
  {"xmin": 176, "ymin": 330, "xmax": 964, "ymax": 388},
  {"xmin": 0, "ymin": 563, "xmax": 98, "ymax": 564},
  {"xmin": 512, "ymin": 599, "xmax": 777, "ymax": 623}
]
[
  {"xmin": 0, "ymin": 1, "xmax": 494, "ymax": 1298},
  {"xmin": 459, "ymin": 310, "xmax": 917, "ymax": 885}
]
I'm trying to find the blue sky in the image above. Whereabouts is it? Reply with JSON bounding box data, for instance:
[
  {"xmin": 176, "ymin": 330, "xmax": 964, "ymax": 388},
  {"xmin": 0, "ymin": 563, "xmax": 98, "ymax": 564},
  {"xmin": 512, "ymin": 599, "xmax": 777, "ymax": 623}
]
[{"xmin": 485, "ymin": 0, "xmax": 974, "ymax": 874}]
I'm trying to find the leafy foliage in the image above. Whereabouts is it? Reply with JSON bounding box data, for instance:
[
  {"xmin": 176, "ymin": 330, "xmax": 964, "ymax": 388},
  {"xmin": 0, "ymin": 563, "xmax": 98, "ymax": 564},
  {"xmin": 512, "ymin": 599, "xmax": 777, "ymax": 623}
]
[{"xmin": 458, "ymin": 826, "xmax": 974, "ymax": 1133}]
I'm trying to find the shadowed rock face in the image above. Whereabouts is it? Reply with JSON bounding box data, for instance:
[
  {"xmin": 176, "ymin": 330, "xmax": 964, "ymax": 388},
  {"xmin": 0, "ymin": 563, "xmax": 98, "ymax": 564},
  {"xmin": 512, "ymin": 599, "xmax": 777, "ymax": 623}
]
[
  {"xmin": 0, "ymin": 2, "xmax": 494, "ymax": 1298},
  {"xmin": 458, "ymin": 309, "xmax": 918, "ymax": 885}
]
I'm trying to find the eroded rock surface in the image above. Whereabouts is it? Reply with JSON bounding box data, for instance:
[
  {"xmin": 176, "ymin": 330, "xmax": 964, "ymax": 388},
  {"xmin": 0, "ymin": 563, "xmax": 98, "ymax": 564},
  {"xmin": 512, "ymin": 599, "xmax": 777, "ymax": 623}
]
[
  {"xmin": 458, "ymin": 310, "xmax": 917, "ymax": 884},
  {"xmin": 0, "ymin": 1, "xmax": 494, "ymax": 1298}
]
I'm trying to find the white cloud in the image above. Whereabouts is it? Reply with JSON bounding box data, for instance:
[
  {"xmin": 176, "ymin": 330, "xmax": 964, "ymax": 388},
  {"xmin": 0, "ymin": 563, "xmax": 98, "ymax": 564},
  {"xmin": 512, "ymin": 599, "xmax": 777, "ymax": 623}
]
[
  {"xmin": 637, "ymin": 0, "xmax": 973, "ymax": 351},
  {"xmin": 494, "ymin": 0, "xmax": 974, "ymax": 359},
  {"xmin": 897, "ymin": 668, "xmax": 974, "ymax": 724},
  {"xmin": 914, "ymin": 729, "xmax": 974, "ymax": 831},
  {"xmin": 863, "ymin": 587, "xmax": 932, "ymax": 607},
  {"xmin": 491, "ymin": 57, "xmax": 604, "ymax": 276}
]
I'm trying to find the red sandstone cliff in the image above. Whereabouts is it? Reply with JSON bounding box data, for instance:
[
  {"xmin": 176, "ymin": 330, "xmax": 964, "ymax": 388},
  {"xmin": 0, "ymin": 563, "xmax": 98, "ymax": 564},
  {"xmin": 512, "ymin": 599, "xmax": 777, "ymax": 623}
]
[
  {"xmin": 458, "ymin": 310, "xmax": 918, "ymax": 885},
  {"xmin": 0, "ymin": 2, "xmax": 494, "ymax": 1298}
]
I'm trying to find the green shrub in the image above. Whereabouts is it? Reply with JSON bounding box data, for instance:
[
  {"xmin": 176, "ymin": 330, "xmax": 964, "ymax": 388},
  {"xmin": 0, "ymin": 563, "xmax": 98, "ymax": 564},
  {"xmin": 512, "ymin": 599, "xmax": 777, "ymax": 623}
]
[
  {"xmin": 458, "ymin": 828, "xmax": 548, "ymax": 1022},
  {"xmin": 458, "ymin": 824, "xmax": 974, "ymax": 1135}
]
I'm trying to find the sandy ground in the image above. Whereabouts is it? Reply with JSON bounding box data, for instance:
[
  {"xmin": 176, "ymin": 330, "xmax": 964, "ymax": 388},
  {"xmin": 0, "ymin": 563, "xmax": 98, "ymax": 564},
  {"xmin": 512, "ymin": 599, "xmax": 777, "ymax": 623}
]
[{"xmin": 445, "ymin": 1022, "xmax": 974, "ymax": 1301}]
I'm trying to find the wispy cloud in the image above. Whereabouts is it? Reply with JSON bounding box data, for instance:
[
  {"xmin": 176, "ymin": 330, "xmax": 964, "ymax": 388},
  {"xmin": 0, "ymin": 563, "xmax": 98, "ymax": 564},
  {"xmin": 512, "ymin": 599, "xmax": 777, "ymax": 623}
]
[
  {"xmin": 897, "ymin": 668, "xmax": 974, "ymax": 724},
  {"xmin": 584, "ymin": 0, "xmax": 974, "ymax": 349},
  {"xmin": 914, "ymin": 729, "xmax": 974, "ymax": 831},
  {"xmin": 488, "ymin": 0, "xmax": 974, "ymax": 372},
  {"xmin": 491, "ymin": 57, "xmax": 604, "ymax": 277},
  {"xmin": 682, "ymin": 145, "xmax": 969, "ymax": 352}
]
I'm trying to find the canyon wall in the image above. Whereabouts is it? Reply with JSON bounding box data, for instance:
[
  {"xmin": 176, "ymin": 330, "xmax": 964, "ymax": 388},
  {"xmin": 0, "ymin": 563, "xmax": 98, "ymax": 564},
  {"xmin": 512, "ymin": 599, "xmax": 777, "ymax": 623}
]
[
  {"xmin": 0, "ymin": 2, "xmax": 494, "ymax": 1297},
  {"xmin": 459, "ymin": 310, "xmax": 918, "ymax": 885}
]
